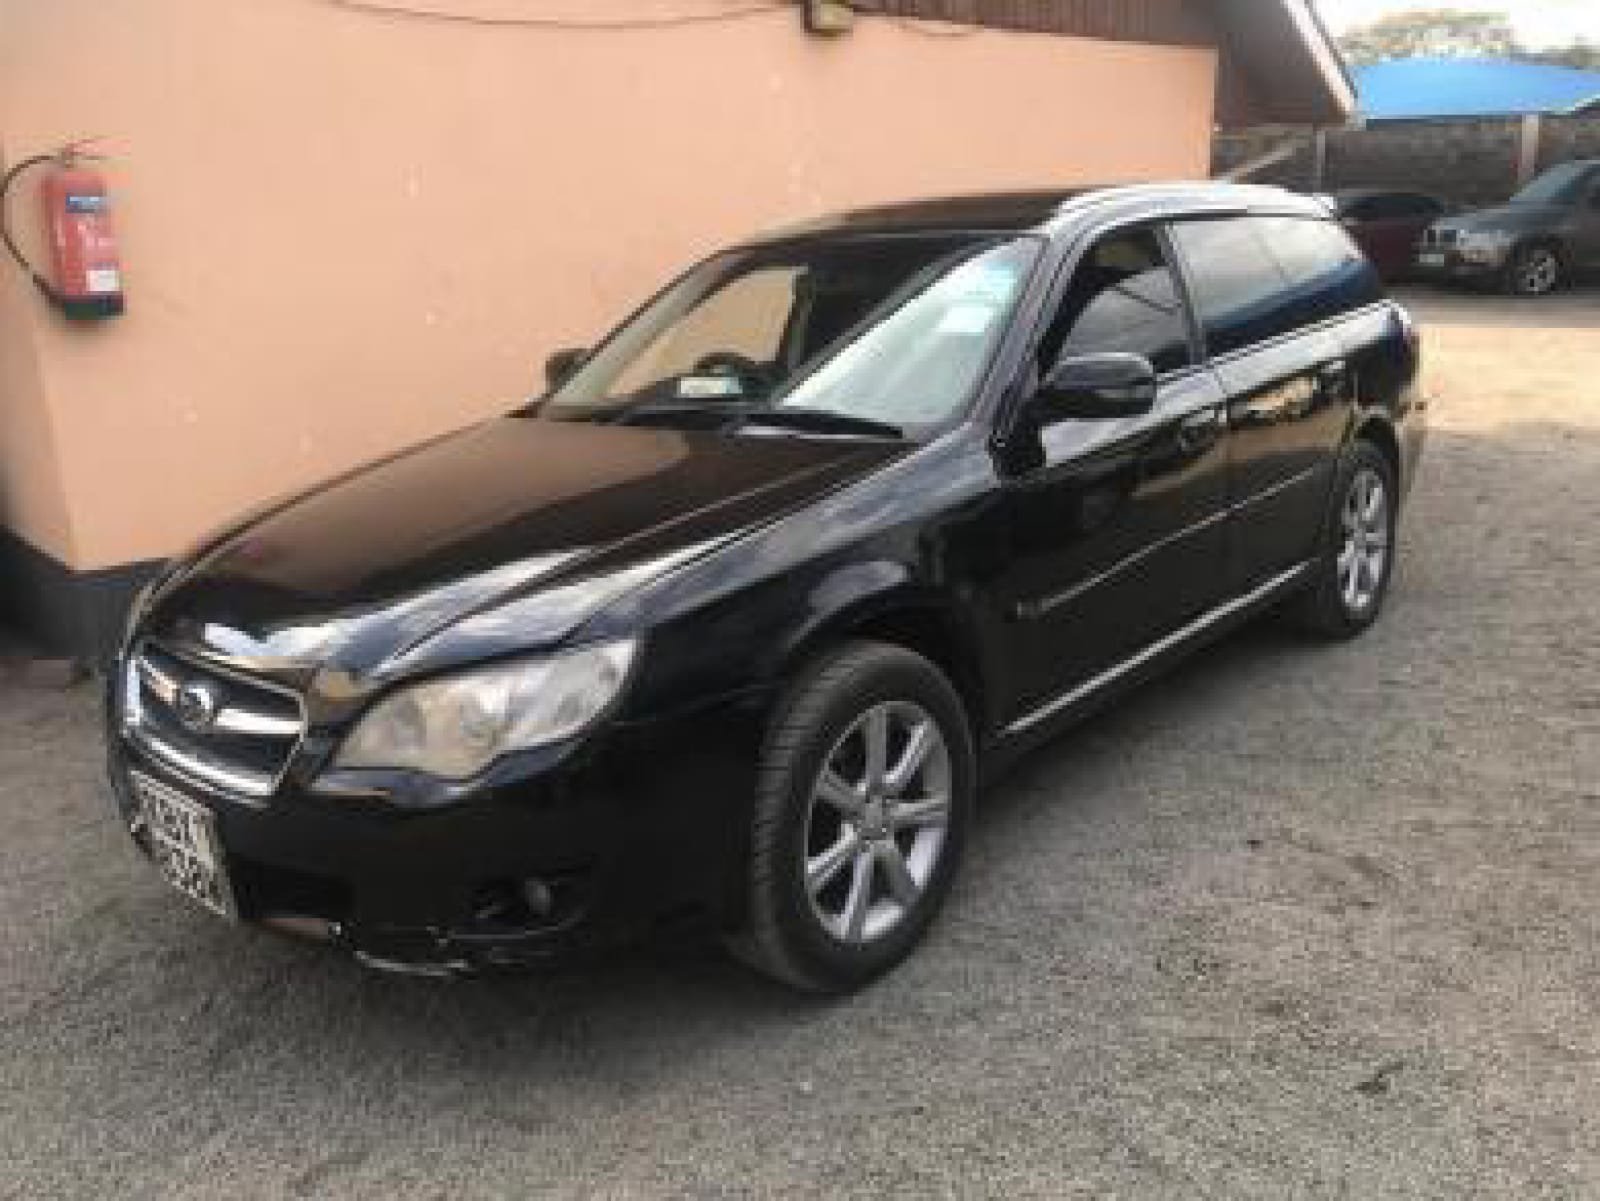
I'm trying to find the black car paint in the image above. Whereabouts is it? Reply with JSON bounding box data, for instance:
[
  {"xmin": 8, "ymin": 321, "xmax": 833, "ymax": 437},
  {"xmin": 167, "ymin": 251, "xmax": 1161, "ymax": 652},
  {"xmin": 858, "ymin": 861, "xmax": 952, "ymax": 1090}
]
[{"xmin": 108, "ymin": 184, "xmax": 1426, "ymax": 970}]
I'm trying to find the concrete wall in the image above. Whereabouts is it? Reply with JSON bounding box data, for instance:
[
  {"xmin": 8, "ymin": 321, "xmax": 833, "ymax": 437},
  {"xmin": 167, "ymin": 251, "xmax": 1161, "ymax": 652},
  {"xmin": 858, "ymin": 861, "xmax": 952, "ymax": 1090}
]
[
  {"xmin": 0, "ymin": 0, "xmax": 1218, "ymax": 576},
  {"xmin": 1215, "ymin": 115, "xmax": 1600, "ymax": 208}
]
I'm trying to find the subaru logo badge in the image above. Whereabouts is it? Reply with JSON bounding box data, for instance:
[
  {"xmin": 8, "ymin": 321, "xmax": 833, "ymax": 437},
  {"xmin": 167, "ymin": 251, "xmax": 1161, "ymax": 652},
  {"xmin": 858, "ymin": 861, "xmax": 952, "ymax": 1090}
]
[{"xmin": 174, "ymin": 679, "xmax": 223, "ymax": 732}]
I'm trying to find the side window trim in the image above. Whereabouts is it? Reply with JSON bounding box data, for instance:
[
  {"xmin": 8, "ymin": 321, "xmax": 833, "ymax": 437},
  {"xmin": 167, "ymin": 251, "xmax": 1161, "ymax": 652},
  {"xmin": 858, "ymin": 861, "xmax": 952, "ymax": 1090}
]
[
  {"xmin": 1155, "ymin": 221, "xmax": 1209, "ymax": 366},
  {"xmin": 1202, "ymin": 297, "xmax": 1392, "ymax": 370}
]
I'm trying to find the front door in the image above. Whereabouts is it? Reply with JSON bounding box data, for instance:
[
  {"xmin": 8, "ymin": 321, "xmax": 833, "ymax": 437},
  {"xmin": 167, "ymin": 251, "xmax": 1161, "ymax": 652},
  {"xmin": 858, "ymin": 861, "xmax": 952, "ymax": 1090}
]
[{"xmin": 990, "ymin": 226, "xmax": 1230, "ymax": 724}]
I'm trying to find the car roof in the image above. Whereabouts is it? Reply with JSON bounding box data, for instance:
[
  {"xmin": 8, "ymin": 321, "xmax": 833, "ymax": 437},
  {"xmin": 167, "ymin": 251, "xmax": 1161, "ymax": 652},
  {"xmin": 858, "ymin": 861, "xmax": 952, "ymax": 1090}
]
[{"xmin": 744, "ymin": 182, "xmax": 1334, "ymax": 247}]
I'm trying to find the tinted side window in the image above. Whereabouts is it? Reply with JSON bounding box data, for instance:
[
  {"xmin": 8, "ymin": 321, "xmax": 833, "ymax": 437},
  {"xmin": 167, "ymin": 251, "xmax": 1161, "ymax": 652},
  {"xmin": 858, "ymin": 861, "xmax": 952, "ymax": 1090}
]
[
  {"xmin": 1360, "ymin": 193, "xmax": 1437, "ymax": 220},
  {"xmin": 1394, "ymin": 194, "xmax": 1443, "ymax": 219},
  {"xmin": 1258, "ymin": 216, "xmax": 1384, "ymax": 324},
  {"xmin": 1342, "ymin": 196, "xmax": 1378, "ymax": 221},
  {"xmin": 1038, "ymin": 228, "xmax": 1193, "ymax": 375},
  {"xmin": 1172, "ymin": 216, "xmax": 1384, "ymax": 357},
  {"xmin": 1167, "ymin": 218, "xmax": 1292, "ymax": 357}
]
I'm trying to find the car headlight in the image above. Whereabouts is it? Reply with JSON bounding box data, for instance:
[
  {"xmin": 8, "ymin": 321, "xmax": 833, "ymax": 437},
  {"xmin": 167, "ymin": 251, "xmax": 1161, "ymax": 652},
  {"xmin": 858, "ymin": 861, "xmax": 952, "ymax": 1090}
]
[
  {"xmin": 1458, "ymin": 230, "xmax": 1514, "ymax": 261},
  {"xmin": 333, "ymin": 639, "xmax": 637, "ymax": 779}
]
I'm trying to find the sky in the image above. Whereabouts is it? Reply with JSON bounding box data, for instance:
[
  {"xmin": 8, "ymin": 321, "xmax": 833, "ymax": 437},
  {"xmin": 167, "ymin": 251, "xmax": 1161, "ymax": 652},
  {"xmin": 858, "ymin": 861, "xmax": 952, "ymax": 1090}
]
[{"xmin": 1316, "ymin": 0, "xmax": 1599, "ymax": 48}]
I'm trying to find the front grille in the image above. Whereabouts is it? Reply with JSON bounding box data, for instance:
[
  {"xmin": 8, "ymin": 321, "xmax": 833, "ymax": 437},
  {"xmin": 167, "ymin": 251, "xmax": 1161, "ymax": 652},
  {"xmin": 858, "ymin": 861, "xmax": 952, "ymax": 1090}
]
[
  {"xmin": 1425, "ymin": 228, "xmax": 1461, "ymax": 248},
  {"xmin": 122, "ymin": 642, "xmax": 305, "ymax": 800}
]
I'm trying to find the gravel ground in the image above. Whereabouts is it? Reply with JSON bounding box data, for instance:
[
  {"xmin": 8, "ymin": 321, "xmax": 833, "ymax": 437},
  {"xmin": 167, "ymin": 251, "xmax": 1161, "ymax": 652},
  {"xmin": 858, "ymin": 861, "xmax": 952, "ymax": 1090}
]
[{"xmin": 2, "ymin": 289, "xmax": 1598, "ymax": 1199}]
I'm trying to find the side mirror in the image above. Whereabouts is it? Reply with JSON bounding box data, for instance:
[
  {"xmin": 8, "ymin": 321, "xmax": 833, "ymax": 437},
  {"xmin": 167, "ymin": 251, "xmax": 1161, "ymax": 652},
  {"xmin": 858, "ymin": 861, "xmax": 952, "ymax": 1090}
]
[
  {"xmin": 544, "ymin": 347, "xmax": 589, "ymax": 390},
  {"xmin": 1034, "ymin": 352, "xmax": 1158, "ymax": 421}
]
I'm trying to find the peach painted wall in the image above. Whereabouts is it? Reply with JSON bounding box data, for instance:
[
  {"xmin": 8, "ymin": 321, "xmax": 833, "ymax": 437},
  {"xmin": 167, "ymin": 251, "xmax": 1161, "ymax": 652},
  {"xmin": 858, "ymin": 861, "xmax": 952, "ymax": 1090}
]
[
  {"xmin": 0, "ymin": 0, "xmax": 1217, "ymax": 571},
  {"xmin": 0, "ymin": 204, "xmax": 75, "ymax": 559}
]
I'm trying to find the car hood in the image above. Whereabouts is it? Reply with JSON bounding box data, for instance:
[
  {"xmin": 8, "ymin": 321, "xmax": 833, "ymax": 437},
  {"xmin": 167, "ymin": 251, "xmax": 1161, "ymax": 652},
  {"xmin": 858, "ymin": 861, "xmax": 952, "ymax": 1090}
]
[
  {"xmin": 1438, "ymin": 202, "xmax": 1570, "ymax": 233},
  {"xmin": 143, "ymin": 417, "xmax": 903, "ymax": 689}
]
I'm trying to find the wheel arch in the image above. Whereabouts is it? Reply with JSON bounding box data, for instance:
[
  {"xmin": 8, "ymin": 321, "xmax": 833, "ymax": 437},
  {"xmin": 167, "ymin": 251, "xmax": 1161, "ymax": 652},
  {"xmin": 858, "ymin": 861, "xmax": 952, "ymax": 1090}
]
[
  {"xmin": 1351, "ymin": 411, "xmax": 1402, "ymax": 488},
  {"xmin": 776, "ymin": 581, "xmax": 991, "ymax": 744},
  {"xmin": 1515, "ymin": 232, "xmax": 1568, "ymax": 260}
]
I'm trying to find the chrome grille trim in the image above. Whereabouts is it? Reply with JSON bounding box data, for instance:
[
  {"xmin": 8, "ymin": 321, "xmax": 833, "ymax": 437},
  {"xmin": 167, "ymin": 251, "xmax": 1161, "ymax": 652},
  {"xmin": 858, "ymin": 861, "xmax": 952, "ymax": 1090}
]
[
  {"xmin": 122, "ymin": 641, "xmax": 307, "ymax": 802},
  {"xmin": 212, "ymin": 708, "xmax": 303, "ymax": 738},
  {"xmin": 128, "ymin": 724, "xmax": 278, "ymax": 800}
]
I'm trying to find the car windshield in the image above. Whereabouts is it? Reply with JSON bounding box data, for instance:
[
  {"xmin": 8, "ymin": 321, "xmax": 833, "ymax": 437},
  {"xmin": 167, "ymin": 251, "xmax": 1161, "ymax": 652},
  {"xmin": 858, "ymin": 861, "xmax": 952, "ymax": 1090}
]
[
  {"xmin": 540, "ymin": 233, "xmax": 1042, "ymax": 438},
  {"xmin": 1512, "ymin": 162, "xmax": 1593, "ymax": 205}
]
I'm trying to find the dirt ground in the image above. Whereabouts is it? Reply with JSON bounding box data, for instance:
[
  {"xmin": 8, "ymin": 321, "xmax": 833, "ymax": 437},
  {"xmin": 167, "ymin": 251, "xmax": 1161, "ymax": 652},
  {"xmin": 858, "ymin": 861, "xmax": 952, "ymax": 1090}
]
[{"xmin": 1, "ymin": 287, "xmax": 1597, "ymax": 1199}]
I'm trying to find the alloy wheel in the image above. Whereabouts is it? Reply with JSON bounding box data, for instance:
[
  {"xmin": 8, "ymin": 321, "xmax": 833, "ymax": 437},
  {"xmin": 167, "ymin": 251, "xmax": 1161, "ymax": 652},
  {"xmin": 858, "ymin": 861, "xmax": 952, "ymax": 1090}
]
[
  {"xmin": 803, "ymin": 700, "xmax": 952, "ymax": 945},
  {"xmin": 1516, "ymin": 248, "xmax": 1560, "ymax": 295},
  {"xmin": 1338, "ymin": 466, "xmax": 1390, "ymax": 615}
]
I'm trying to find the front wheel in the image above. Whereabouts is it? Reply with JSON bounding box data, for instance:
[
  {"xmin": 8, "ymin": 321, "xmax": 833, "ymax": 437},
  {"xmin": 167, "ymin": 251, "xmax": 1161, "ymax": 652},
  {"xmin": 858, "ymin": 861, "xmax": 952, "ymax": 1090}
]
[
  {"xmin": 728, "ymin": 641, "xmax": 975, "ymax": 994},
  {"xmin": 1505, "ymin": 243, "xmax": 1563, "ymax": 296},
  {"xmin": 1287, "ymin": 439, "xmax": 1398, "ymax": 640}
]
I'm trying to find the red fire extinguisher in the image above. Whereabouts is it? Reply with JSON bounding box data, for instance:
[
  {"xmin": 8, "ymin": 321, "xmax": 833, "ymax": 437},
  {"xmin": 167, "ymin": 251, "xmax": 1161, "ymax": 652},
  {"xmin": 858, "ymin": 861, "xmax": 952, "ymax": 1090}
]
[{"xmin": 1, "ymin": 142, "xmax": 125, "ymax": 320}]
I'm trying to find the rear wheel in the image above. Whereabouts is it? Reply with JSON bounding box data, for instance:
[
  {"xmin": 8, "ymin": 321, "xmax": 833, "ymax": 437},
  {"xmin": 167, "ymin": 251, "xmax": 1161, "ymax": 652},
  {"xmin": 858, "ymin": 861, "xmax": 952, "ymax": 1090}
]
[
  {"xmin": 728, "ymin": 641, "xmax": 974, "ymax": 994},
  {"xmin": 1288, "ymin": 439, "xmax": 1397, "ymax": 640},
  {"xmin": 1505, "ymin": 242, "xmax": 1563, "ymax": 296}
]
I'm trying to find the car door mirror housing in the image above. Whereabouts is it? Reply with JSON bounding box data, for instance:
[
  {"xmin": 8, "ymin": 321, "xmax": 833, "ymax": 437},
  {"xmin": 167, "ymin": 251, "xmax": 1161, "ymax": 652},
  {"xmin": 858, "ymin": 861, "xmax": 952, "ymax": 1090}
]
[
  {"xmin": 1034, "ymin": 352, "xmax": 1159, "ymax": 421},
  {"xmin": 544, "ymin": 347, "xmax": 589, "ymax": 390}
]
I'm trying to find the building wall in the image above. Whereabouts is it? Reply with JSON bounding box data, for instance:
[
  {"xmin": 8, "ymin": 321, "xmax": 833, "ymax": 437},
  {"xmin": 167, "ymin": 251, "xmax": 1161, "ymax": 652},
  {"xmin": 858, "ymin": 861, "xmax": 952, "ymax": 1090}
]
[
  {"xmin": 0, "ymin": 0, "xmax": 1218, "ymax": 582},
  {"xmin": 0, "ymin": 230, "xmax": 71, "ymax": 556},
  {"xmin": 1215, "ymin": 115, "xmax": 1600, "ymax": 208}
]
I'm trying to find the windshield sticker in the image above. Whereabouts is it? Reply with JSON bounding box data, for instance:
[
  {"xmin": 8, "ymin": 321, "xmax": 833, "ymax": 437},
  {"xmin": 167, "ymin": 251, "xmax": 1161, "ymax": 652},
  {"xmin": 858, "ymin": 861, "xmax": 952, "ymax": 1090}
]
[
  {"xmin": 947, "ymin": 259, "xmax": 1022, "ymax": 305},
  {"xmin": 678, "ymin": 375, "xmax": 745, "ymax": 399},
  {"xmin": 936, "ymin": 303, "xmax": 1000, "ymax": 337}
]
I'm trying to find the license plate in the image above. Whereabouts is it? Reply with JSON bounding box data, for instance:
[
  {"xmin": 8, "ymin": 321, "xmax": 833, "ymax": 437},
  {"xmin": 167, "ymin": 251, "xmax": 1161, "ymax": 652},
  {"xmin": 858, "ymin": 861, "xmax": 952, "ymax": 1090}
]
[
  {"xmin": 131, "ymin": 773, "xmax": 237, "ymax": 919},
  {"xmin": 1418, "ymin": 251, "xmax": 1447, "ymax": 268}
]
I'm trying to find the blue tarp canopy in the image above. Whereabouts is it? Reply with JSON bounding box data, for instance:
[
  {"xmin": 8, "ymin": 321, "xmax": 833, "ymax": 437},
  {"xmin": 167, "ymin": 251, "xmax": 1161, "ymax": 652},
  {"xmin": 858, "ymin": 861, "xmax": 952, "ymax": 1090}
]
[{"xmin": 1355, "ymin": 57, "xmax": 1600, "ymax": 121}]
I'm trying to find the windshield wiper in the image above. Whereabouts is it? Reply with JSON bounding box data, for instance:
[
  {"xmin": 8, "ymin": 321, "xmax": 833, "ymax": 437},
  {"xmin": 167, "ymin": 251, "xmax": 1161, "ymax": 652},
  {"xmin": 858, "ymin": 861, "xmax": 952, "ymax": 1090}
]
[
  {"xmin": 736, "ymin": 407, "xmax": 906, "ymax": 441},
  {"xmin": 582, "ymin": 398, "xmax": 759, "ymax": 427}
]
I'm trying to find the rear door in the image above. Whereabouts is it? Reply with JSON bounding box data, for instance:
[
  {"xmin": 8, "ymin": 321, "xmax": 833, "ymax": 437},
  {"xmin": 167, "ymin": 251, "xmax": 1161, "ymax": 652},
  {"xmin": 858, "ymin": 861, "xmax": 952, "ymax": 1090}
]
[{"xmin": 1170, "ymin": 215, "xmax": 1378, "ymax": 592}]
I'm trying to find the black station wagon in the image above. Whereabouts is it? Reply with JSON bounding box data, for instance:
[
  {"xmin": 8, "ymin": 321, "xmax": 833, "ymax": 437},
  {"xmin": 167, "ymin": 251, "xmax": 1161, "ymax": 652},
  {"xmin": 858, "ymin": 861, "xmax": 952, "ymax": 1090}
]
[{"xmin": 109, "ymin": 184, "xmax": 1427, "ymax": 993}]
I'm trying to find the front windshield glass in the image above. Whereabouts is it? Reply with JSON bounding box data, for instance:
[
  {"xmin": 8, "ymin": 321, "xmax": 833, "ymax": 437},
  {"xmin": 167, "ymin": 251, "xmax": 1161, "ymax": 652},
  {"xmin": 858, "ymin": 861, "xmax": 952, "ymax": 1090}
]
[
  {"xmin": 1512, "ymin": 162, "xmax": 1592, "ymax": 205},
  {"xmin": 542, "ymin": 233, "xmax": 1042, "ymax": 436}
]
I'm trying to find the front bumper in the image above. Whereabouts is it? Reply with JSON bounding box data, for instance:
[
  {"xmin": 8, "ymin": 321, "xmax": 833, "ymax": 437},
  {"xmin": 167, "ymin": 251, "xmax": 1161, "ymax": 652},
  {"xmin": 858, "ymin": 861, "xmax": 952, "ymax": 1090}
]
[
  {"xmin": 1413, "ymin": 247, "xmax": 1507, "ymax": 285},
  {"xmin": 107, "ymin": 697, "xmax": 766, "ymax": 973}
]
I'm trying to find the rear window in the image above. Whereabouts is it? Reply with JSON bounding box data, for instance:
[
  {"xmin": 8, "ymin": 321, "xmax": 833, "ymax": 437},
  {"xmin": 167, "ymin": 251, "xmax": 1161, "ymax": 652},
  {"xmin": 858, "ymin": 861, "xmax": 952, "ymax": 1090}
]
[{"xmin": 1170, "ymin": 216, "xmax": 1382, "ymax": 357}]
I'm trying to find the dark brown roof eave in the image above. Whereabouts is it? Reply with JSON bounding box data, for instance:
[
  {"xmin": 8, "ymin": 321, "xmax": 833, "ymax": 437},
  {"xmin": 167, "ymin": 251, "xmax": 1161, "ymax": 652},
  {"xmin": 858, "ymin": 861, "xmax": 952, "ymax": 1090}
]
[{"xmin": 1211, "ymin": 0, "xmax": 1357, "ymax": 127}]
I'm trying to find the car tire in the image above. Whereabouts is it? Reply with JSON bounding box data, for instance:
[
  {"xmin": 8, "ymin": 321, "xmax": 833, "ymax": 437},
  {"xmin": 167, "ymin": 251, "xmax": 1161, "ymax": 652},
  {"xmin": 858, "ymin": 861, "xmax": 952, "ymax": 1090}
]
[
  {"xmin": 1504, "ymin": 242, "xmax": 1563, "ymax": 297},
  {"xmin": 727, "ymin": 640, "xmax": 975, "ymax": 994},
  {"xmin": 1287, "ymin": 439, "xmax": 1398, "ymax": 640}
]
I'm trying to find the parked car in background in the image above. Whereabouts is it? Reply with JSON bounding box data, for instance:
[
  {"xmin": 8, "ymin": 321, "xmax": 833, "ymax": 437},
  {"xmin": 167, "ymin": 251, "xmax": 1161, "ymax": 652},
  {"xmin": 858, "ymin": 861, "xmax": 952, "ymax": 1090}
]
[
  {"xmin": 106, "ymin": 184, "xmax": 1425, "ymax": 994},
  {"xmin": 1417, "ymin": 159, "xmax": 1600, "ymax": 295},
  {"xmin": 1332, "ymin": 189, "xmax": 1445, "ymax": 280}
]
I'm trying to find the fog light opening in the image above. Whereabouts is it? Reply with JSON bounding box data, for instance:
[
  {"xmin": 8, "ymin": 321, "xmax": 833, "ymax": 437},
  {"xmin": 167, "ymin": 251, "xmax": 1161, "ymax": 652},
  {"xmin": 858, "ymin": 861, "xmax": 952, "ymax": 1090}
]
[
  {"xmin": 470, "ymin": 872, "xmax": 585, "ymax": 933},
  {"xmin": 521, "ymin": 878, "xmax": 555, "ymax": 919}
]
